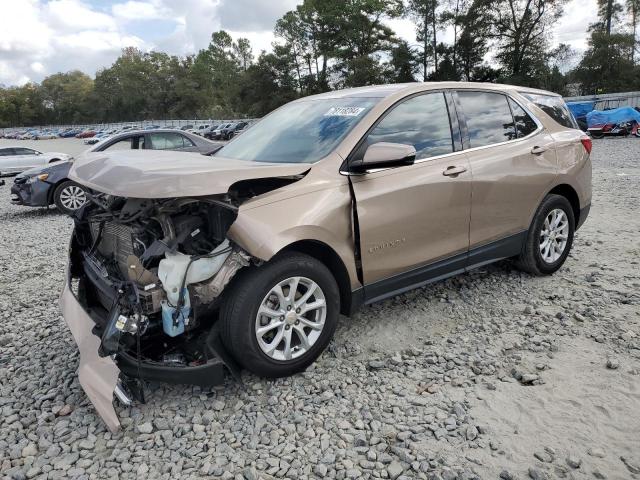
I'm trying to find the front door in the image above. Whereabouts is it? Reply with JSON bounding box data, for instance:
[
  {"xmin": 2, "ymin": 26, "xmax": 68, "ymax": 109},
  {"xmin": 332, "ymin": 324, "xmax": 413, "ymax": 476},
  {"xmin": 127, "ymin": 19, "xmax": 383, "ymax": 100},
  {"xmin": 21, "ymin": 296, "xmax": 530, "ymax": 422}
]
[{"xmin": 348, "ymin": 92, "xmax": 472, "ymax": 299}]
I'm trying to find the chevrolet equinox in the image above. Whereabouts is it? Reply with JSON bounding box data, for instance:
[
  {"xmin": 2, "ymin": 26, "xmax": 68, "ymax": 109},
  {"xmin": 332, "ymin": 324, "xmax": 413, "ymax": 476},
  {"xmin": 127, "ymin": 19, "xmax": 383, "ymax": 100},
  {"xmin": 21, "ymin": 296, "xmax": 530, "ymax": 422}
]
[{"xmin": 61, "ymin": 82, "xmax": 592, "ymax": 430}]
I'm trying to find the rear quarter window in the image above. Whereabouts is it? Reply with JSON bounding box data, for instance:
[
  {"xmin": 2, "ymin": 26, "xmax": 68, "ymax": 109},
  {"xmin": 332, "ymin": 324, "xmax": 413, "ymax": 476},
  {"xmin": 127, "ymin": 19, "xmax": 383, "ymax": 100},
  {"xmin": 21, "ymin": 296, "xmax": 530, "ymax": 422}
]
[{"xmin": 520, "ymin": 93, "xmax": 578, "ymax": 129}]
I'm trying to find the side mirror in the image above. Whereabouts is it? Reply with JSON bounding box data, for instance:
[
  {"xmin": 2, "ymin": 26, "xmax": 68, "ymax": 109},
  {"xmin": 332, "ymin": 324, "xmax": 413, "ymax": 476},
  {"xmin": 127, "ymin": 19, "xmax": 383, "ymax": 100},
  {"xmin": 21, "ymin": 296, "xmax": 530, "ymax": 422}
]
[{"xmin": 350, "ymin": 142, "xmax": 416, "ymax": 173}]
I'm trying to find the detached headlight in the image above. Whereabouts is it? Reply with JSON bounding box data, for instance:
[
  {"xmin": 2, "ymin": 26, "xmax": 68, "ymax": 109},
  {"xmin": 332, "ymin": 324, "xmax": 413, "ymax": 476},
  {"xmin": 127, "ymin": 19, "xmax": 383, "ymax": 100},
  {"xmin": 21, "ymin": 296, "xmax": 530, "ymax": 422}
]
[{"xmin": 27, "ymin": 173, "xmax": 49, "ymax": 184}]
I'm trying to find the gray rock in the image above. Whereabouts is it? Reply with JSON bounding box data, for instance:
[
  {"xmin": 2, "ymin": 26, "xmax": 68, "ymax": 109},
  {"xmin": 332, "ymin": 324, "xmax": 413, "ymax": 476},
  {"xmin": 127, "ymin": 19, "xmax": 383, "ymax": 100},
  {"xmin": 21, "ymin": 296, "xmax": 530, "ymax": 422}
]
[
  {"xmin": 387, "ymin": 461, "xmax": 404, "ymax": 479},
  {"xmin": 21, "ymin": 443, "xmax": 38, "ymax": 457},
  {"xmin": 621, "ymin": 456, "xmax": 640, "ymax": 474},
  {"xmin": 566, "ymin": 456, "xmax": 582, "ymax": 469},
  {"xmin": 314, "ymin": 463, "xmax": 328, "ymax": 477},
  {"xmin": 588, "ymin": 448, "xmax": 606, "ymax": 458},
  {"xmin": 528, "ymin": 467, "xmax": 550, "ymax": 480},
  {"xmin": 137, "ymin": 422, "xmax": 153, "ymax": 434},
  {"xmin": 534, "ymin": 451, "xmax": 553, "ymax": 463},
  {"xmin": 606, "ymin": 357, "xmax": 620, "ymax": 369},
  {"xmin": 466, "ymin": 425, "xmax": 479, "ymax": 441}
]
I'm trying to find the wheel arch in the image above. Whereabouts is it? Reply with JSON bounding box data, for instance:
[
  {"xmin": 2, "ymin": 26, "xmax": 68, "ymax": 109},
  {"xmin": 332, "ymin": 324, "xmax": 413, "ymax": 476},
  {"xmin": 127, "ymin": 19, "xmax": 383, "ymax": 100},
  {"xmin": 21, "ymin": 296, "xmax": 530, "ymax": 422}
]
[
  {"xmin": 48, "ymin": 178, "xmax": 71, "ymax": 204},
  {"xmin": 280, "ymin": 240, "xmax": 354, "ymax": 317},
  {"xmin": 546, "ymin": 183, "xmax": 580, "ymax": 225}
]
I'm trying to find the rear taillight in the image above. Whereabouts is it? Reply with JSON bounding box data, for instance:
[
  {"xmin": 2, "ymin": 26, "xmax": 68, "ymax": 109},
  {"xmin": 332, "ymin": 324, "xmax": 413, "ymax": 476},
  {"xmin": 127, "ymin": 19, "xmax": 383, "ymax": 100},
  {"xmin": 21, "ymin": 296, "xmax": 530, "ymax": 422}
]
[{"xmin": 581, "ymin": 137, "xmax": 592, "ymax": 154}]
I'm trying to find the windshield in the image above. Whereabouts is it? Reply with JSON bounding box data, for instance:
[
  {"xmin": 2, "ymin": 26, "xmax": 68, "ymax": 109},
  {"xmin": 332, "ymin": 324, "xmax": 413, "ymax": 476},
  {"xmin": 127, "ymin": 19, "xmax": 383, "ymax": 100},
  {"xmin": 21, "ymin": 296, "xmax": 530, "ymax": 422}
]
[{"xmin": 217, "ymin": 97, "xmax": 379, "ymax": 163}]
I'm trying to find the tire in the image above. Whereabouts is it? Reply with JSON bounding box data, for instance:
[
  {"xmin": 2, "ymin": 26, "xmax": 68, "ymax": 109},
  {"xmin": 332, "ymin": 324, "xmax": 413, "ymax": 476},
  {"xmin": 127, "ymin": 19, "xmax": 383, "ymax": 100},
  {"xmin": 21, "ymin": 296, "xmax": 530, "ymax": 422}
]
[
  {"xmin": 220, "ymin": 252, "xmax": 340, "ymax": 378},
  {"xmin": 53, "ymin": 180, "xmax": 87, "ymax": 215},
  {"xmin": 515, "ymin": 194, "xmax": 575, "ymax": 275}
]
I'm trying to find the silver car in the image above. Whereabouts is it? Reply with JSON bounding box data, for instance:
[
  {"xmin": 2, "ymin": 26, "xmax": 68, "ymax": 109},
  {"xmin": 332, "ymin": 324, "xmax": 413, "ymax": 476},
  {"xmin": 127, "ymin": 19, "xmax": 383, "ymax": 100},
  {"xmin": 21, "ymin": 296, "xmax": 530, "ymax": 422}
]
[{"xmin": 0, "ymin": 146, "xmax": 71, "ymax": 175}]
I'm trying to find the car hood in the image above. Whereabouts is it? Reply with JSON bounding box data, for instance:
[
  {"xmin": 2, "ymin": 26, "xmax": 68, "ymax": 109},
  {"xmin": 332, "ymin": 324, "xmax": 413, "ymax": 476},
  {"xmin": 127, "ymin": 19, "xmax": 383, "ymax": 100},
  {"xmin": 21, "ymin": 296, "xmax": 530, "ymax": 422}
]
[
  {"xmin": 17, "ymin": 160, "xmax": 73, "ymax": 178},
  {"xmin": 68, "ymin": 150, "xmax": 310, "ymax": 198}
]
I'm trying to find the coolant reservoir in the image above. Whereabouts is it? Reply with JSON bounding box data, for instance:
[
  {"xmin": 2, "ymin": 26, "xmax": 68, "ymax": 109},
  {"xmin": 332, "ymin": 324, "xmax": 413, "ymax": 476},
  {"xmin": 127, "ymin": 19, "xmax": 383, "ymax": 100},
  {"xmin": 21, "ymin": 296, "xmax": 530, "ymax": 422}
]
[{"xmin": 158, "ymin": 240, "xmax": 230, "ymax": 305}]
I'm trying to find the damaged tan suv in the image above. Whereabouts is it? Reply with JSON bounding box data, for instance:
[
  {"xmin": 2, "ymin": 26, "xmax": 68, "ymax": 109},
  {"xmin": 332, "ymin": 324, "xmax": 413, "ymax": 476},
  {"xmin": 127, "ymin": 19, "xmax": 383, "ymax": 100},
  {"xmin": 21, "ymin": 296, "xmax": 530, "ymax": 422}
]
[{"xmin": 61, "ymin": 82, "xmax": 591, "ymax": 430}]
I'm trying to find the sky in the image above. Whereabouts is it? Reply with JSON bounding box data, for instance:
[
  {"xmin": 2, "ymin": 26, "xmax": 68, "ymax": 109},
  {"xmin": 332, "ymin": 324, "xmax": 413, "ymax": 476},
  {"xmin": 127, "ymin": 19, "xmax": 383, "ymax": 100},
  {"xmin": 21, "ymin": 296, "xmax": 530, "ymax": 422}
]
[{"xmin": 0, "ymin": 0, "xmax": 599, "ymax": 87}]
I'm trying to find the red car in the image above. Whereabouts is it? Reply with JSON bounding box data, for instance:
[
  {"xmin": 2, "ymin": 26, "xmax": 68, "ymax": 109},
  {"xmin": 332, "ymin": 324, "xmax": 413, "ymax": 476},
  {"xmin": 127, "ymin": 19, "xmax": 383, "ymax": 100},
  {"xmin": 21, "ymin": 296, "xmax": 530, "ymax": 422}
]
[{"xmin": 75, "ymin": 129, "xmax": 96, "ymax": 138}]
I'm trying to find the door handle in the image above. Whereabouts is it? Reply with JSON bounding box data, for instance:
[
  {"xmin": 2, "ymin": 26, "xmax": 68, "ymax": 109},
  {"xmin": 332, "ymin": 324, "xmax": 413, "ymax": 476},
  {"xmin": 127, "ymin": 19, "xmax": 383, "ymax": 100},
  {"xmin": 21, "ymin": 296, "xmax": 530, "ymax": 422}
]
[
  {"xmin": 531, "ymin": 146, "xmax": 547, "ymax": 155},
  {"xmin": 443, "ymin": 165, "xmax": 467, "ymax": 176}
]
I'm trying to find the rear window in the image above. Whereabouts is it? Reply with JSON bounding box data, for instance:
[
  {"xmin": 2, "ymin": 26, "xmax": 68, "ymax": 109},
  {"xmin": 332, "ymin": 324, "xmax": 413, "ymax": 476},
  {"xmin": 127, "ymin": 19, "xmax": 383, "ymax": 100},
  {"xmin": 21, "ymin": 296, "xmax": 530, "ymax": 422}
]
[{"xmin": 520, "ymin": 93, "xmax": 578, "ymax": 129}]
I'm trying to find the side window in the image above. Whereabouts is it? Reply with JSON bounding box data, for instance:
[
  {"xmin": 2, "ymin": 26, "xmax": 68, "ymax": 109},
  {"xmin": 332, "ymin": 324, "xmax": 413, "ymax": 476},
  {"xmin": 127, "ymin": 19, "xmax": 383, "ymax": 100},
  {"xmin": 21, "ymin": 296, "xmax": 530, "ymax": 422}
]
[
  {"xmin": 0, "ymin": 148, "xmax": 11, "ymax": 156},
  {"xmin": 508, "ymin": 98, "xmax": 538, "ymax": 138},
  {"xmin": 102, "ymin": 138, "xmax": 133, "ymax": 151},
  {"xmin": 358, "ymin": 92, "xmax": 453, "ymax": 161},
  {"xmin": 458, "ymin": 91, "xmax": 516, "ymax": 147},
  {"xmin": 149, "ymin": 132, "xmax": 186, "ymax": 150},
  {"xmin": 14, "ymin": 148, "xmax": 36, "ymax": 155}
]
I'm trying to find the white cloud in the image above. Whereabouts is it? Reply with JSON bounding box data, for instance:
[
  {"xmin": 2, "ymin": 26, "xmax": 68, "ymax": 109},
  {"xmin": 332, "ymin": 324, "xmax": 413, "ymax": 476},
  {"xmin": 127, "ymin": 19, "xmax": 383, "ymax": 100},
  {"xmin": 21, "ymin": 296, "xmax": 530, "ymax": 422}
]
[
  {"xmin": 112, "ymin": 0, "xmax": 168, "ymax": 21},
  {"xmin": 30, "ymin": 62, "xmax": 45, "ymax": 73},
  {"xmin": 45, "ymin": 0, "xmax": 117, "ymax": 31}
]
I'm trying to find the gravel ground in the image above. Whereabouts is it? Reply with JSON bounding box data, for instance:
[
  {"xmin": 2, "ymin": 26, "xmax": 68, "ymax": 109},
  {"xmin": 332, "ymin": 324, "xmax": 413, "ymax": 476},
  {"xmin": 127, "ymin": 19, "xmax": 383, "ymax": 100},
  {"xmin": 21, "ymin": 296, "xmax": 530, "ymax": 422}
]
[{"xmin": 1, "ymin": 138, "xmax": 639, "ymax": 480}]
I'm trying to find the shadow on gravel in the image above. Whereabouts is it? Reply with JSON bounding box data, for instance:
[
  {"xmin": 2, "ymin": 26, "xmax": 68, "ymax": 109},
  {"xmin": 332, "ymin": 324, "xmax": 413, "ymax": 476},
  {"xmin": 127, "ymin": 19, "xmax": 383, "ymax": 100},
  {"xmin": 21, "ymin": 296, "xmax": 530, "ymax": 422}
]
[{"xmin": 2, "ymin": 206, "xmax": 62, "ymax": 220}]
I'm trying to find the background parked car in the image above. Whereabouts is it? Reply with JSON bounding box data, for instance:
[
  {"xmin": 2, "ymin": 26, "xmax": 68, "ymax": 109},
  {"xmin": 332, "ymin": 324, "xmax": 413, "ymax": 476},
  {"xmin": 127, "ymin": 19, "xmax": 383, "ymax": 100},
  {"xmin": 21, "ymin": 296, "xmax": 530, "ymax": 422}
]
[
  {"xmin": 209, "ymin": 123, "xmax": 232, "ymax": 140},
  {"xmin": 220, "ymin": 121, "xmax": 248, "ymax": 140},
  {"xmin": 9, "ymin": 129, "xmax": 222, "ymax": 214},
  {"xmin": 75, "ymin": 129, "xmax": 96, "ymax": 138},
  {"xmin": 202, "ymin": 124, "xmax": 220, "ymax": 139},
  {"xmin": 0, "ymin": 146, "xmax": 71, "ymax": 175}
]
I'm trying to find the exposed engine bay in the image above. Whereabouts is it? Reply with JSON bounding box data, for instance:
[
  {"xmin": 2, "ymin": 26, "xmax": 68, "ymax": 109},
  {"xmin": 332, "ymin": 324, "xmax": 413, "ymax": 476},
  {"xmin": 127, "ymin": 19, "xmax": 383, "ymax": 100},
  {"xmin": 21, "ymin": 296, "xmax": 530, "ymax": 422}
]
[{"xmin": 69, "ymin": 192, "xmax": 255, "ymax": 389}]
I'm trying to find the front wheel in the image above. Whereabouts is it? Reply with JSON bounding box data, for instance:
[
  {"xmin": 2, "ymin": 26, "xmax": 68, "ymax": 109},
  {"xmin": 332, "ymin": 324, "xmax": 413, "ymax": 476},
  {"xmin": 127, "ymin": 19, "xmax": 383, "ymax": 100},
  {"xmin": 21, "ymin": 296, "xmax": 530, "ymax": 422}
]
[
  {"xmin": 220, "ymin": 253, "xmax": 340, "ymax": 377},
  {"xmin": 515, "ymin": 194, "xmax": 575, "ymax": 275},
  {"xmin": 53, "ymin": 180, "xmax": 87, "ymax": 215}
]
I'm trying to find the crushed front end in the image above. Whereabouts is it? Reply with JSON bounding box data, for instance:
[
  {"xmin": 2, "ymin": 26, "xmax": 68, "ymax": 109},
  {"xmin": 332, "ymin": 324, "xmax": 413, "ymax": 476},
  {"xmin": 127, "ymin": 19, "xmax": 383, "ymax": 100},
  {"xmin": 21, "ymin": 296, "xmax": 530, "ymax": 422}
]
[{"xmin": 62, "ymin": 193, "xmax": 251, "ymax": 431}]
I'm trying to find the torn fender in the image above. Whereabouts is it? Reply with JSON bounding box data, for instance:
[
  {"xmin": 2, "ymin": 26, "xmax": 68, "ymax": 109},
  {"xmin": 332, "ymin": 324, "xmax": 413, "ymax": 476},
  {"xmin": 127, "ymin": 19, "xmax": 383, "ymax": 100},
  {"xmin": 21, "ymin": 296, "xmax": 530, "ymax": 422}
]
[
  {"xmin": 60, "ymin": 277, "xmax": 121, "ymax": 433},
  {"xmin": 68, "ymin": 150, "xmax": 310, "ymax": 198},
  {"xmin": 226, "ymin": 183, "xmax": 362, "ymax": 290}
]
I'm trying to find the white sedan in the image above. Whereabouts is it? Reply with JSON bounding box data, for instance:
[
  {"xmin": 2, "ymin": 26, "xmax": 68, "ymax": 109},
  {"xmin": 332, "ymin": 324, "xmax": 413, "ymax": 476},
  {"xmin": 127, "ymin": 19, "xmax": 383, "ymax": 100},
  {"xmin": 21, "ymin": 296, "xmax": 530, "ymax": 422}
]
[{"xmin": 0, "ymin": 146, "xmax": 71, "ymax": 175}]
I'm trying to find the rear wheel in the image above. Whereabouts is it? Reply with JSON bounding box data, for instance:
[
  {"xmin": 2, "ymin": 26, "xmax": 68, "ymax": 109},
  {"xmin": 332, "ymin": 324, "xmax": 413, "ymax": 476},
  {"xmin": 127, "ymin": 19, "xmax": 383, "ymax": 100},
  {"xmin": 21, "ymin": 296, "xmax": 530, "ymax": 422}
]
[
  {"xmin": 220, "ymin": 253, "xmax": 339, "ymax": 377},
  {"xmin": 515, "ymin": 194, "xmax": 575, "ymax": 275},
  {"xmin": 54, "ymin": 180, "xmax": 87, "ymax": 215}
]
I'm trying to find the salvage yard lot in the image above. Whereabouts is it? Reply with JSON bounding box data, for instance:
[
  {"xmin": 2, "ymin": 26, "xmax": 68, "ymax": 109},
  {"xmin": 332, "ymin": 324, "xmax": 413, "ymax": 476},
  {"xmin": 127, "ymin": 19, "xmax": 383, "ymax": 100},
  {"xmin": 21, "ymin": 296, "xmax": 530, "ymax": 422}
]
[{"xmin": 1, "ymin": 139, "xmax": 639, "ymax": 479}]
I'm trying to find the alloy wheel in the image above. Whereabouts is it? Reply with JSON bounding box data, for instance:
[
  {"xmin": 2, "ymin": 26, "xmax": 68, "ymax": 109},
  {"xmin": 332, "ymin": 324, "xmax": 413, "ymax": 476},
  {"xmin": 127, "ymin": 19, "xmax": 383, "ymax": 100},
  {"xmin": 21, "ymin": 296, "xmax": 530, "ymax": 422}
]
[
  {"xmin": 255, "ymin": 276, "xmax": 327, "ymax": 361},
  {"xmin": 59, "ymin": 185, "xmax": 87, "ymax": 211},
  {"xmin": 539, "ymin": 208, "xmax": 569, "ymax": 263}
]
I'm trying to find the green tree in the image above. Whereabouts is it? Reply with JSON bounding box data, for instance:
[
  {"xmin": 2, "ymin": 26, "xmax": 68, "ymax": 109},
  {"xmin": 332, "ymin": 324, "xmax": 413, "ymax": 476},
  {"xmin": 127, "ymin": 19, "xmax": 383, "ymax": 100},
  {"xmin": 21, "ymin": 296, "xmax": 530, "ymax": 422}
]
[
  {"xmin": 626, "ymin": 0, "xmax": 640, "ymax": 62},
  {"xmin": 490, "ymin": 0, "xmax": 568, "ymax": 84},
  {"xmin": 40, "ymin": 71, "xmax": 94, "ymax": 124},
  {"xmin": 406, "ymin": 0, "xmax": 439, "ymax": 80},
  {"xmin": 456, "ymin": 0, "xmax": 492, "ymax": 80},
  {"xmin": 387, "ymin": 40, "xmax": 419, "ymax": 82}
]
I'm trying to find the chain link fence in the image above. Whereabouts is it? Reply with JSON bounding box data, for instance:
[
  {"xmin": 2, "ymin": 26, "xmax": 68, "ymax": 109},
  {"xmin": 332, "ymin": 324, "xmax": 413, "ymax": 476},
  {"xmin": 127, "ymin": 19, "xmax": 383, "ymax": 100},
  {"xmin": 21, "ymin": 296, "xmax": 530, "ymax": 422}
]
[{"xmin": 1, "ymin": 118, "xmax": 260, "ymax": 137}]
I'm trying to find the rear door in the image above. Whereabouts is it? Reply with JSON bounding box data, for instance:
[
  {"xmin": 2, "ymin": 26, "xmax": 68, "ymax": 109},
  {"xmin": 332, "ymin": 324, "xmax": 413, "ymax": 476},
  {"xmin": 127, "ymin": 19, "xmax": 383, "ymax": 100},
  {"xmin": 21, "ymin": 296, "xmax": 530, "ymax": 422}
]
[
  {"xmin": 349, "ymin": 91, "xmax": 472, "ymax": 296},
  {"xmin": 454, "ymin": 90, "xmax": 557, "ymax": 258}
]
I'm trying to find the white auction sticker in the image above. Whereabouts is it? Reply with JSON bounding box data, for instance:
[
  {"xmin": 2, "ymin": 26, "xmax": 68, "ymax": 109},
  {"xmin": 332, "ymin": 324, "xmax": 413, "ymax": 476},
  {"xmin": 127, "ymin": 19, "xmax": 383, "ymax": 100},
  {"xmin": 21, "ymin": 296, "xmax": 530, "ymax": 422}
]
[{"xmin": 324, "ymin": 106, "xmax": 366, "ymax": 117}]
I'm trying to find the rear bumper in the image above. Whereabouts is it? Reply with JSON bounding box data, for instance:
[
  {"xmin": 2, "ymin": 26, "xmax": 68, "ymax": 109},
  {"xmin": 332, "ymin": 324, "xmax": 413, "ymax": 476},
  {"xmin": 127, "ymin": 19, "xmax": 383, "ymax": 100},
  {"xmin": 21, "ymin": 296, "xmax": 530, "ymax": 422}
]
[{"xmin": 577, "ymin": 203, "xmax": 591, "ymax": 230}]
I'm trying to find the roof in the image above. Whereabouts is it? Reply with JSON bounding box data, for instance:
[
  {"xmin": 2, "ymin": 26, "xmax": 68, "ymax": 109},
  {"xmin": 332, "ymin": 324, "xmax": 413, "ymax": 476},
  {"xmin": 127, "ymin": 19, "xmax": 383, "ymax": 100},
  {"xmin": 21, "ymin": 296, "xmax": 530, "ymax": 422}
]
[{"xmin": 297, "ymin": 82, "xmax": 560, "ymax": 101}]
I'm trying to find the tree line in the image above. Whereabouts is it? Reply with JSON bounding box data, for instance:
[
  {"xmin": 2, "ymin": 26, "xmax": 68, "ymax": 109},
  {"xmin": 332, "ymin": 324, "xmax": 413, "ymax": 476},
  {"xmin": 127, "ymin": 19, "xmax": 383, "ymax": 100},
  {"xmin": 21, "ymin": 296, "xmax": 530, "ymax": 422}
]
[{"xmin": 1, "ymin": 0, "xmax": 639, "ymax": 127}]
